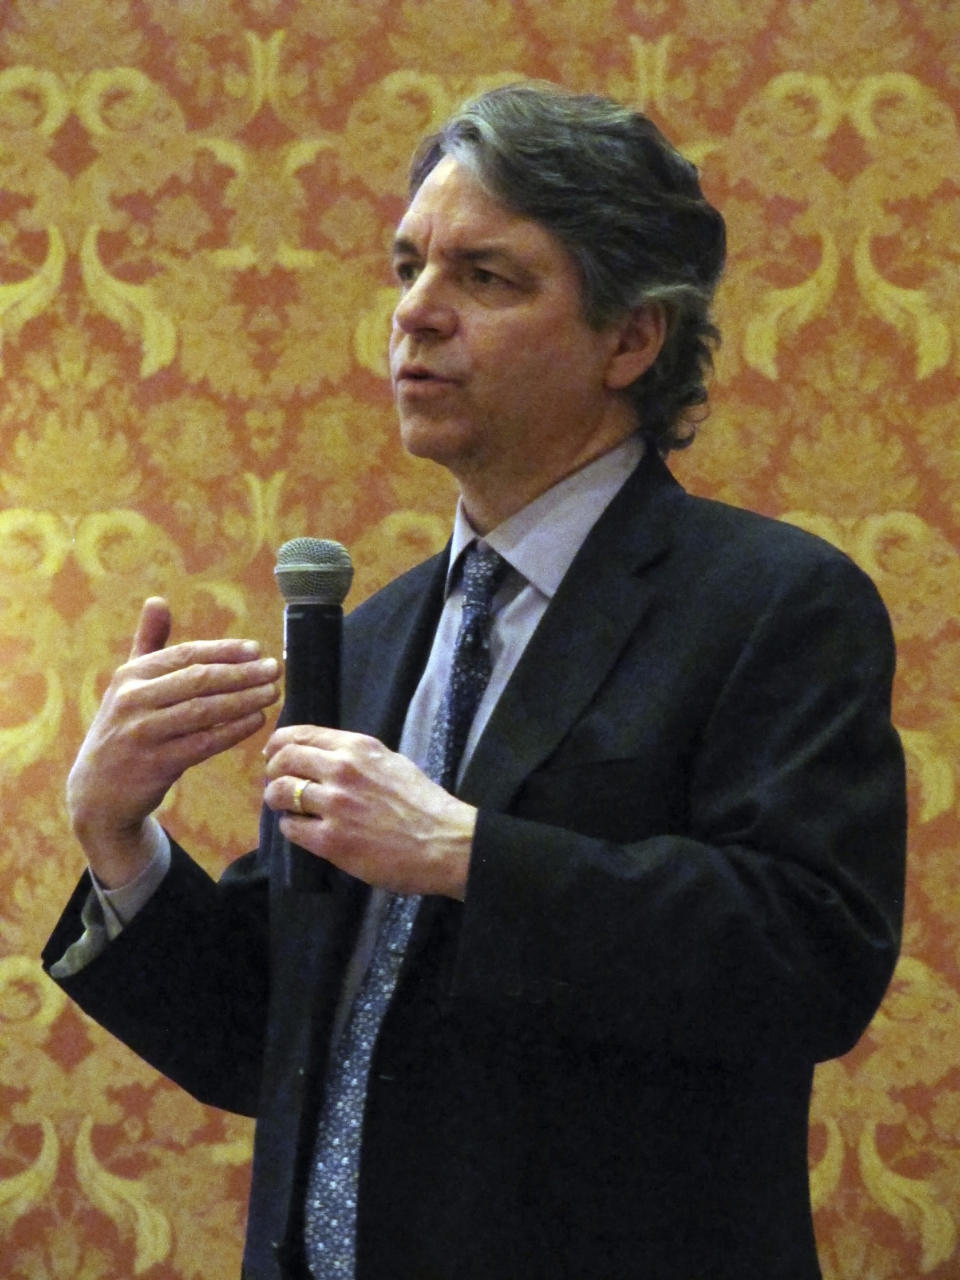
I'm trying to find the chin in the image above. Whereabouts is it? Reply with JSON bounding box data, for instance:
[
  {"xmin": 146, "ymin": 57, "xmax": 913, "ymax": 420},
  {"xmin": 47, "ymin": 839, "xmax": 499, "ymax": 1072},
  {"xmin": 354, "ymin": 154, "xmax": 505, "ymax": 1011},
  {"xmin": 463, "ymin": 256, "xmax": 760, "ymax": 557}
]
[{"xmin": 398, "ymin": 417, "xmax": 477, "ymax": 470}]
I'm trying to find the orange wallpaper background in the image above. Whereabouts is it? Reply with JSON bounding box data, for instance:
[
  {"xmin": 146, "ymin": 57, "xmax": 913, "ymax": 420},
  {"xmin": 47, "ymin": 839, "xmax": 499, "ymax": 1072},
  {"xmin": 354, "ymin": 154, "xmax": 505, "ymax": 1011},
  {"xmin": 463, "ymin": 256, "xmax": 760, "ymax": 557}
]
[{"xmin": 0, "ymin": 2, "xmax": 958, "ymax": 1277}]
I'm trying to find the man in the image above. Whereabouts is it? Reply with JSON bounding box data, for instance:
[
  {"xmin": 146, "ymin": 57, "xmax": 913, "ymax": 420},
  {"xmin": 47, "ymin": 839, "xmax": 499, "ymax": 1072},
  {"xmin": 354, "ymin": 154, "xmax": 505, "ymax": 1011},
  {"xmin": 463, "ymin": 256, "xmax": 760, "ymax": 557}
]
[{"xmin": 44, "ymin": 83, "xmax": 906, "ymax": 1279}]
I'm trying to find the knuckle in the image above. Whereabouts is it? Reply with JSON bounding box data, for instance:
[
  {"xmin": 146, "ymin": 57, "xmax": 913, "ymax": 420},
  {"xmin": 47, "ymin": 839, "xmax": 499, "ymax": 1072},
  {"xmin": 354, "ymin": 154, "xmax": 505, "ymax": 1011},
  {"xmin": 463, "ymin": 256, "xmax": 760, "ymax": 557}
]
[
  {"xmin": 124, "ymin": 714, "xmax": 155, "ymax": 748},
  {"xmin": 112, "ymin": 687, "xmax": 148, "ymax": 727},
  {"xmin": 185, "ymin": 661, "xmax": 216, "ymax": 691},
  {"xmin": 327, "ymin": 756, "xmax": 357, "ymax": 787},
  {"xmin": 112, "ymin": 671, "xmax": 143, "ymax": 703},
  {"xmin": 274, "ymin": 743, "xmax": 301, "ymax": 773}
]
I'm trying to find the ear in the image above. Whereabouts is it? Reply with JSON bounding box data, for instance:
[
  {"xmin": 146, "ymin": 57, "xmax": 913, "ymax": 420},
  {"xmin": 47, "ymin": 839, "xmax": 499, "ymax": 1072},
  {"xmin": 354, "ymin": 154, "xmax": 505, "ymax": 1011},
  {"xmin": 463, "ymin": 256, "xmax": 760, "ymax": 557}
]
[{"xmin": 604, "ymin": 303, "xmax": 667, "ymax": 391}]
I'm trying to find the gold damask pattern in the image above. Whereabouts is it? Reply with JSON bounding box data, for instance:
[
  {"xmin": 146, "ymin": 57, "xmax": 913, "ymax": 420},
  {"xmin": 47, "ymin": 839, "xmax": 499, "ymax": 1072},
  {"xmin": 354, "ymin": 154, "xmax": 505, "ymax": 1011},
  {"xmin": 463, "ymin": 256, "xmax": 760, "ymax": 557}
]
[{"xmin": 0, "ymin": 1, "xmax": 957, "ymax": 1276}]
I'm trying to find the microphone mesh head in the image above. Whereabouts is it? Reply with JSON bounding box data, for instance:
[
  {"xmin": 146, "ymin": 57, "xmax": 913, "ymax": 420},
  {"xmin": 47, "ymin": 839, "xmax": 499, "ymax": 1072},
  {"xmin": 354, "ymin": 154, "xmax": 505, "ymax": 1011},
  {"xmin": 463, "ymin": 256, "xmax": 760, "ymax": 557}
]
[{"xmin": 274, "ymin": 537, "xmax": 354, "ymax": 606}]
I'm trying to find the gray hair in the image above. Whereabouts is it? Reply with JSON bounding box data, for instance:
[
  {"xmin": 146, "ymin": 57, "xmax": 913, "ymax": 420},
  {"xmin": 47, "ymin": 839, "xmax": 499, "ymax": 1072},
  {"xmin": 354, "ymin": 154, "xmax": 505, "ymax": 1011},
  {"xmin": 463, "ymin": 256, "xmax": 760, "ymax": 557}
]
[{"xmin": 409, "ymin": 82, "xmax": 726, "ymax": 452}]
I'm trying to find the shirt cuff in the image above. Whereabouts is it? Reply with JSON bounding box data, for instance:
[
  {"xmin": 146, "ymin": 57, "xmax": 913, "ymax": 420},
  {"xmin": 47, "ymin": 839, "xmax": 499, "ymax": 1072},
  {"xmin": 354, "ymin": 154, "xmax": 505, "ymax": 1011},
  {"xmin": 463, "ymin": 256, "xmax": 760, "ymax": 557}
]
[
  {"xmin": 48, "ymin": 822, "xmax": 172, "ymax": 979},
  {"xmin": 94, "ymin": 820, "xmax": 172, "ymax": 932}
]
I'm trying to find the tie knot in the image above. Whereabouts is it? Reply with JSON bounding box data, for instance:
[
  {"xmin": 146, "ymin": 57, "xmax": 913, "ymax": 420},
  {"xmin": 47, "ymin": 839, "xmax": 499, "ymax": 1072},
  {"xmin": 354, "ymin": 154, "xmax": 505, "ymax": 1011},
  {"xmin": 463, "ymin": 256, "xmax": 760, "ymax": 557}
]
[{"xmin": 461, "ymin": 543, "xmax": 506, "ymax": 615}]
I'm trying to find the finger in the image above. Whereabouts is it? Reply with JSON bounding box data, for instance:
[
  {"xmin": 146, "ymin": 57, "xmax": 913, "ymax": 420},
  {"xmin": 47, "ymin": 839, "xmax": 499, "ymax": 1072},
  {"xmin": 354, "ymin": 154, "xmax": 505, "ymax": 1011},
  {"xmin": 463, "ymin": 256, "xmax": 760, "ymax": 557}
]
[
  {"xmin": 283, "ymin": 776, "xmax": 318, "ymax": 816},
  {"xmin": 263, "ymin": 741, "xmax": 337, "ymax": 783},
  {"xmin": 157, "ymin": 708, "xmax": 274, "ymax": 775},
  {"xmin": 264, "ymin": 725, "xmax": 362, "ymax": 760},
  {"xmin": 277, "ymin": 812, "xmax": 326, "ymax": 854},
  {"xmin": 264, "ymin": 725, "xmax": 327, "ymax": 758},
  {"xmin": 133, "ymin": 656, "xmax": 280, "ymax": 712},
  {"xmin": 130, "ymin": 597, "xmax": 172, "ymax": 660},
  {"xmin": 264, "ymin": 779, "xmax": 312, "ymax": 821},
  {"xmin": 132, "ymin": 677, "xmax": 281, "ymax": 743},
  {"xmin": 132, "ymin": 638, "xmax": 267, "ymax": 682}
]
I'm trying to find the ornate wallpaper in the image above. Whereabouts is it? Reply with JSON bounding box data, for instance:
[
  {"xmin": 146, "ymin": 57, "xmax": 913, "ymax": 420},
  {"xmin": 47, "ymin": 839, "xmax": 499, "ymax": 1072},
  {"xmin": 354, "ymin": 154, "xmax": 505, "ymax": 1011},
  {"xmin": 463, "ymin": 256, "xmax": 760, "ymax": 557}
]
[{"xmin": 0, "ymin": 1, "xmax": 957, "ymax": 1276}]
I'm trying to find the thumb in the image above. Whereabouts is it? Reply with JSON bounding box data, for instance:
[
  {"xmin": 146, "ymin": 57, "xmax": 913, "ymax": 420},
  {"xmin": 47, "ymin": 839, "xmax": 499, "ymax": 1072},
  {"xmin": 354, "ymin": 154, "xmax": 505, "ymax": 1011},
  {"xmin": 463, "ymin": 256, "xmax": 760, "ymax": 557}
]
[{"xmin": 130, "ymin": 597, "xmax": 172, "ymax": 659}]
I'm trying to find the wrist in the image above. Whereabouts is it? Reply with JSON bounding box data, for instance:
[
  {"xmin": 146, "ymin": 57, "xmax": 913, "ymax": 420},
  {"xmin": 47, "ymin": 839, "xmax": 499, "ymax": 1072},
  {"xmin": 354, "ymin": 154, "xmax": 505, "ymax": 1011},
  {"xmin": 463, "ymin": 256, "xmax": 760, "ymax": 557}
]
[
  {"xmin": 74, "ymin": 815, "xmax": 161, "ymax": 891},
  {"xmin": 435, "ymin": 800, "xmax": 477, "ymax": 901}
]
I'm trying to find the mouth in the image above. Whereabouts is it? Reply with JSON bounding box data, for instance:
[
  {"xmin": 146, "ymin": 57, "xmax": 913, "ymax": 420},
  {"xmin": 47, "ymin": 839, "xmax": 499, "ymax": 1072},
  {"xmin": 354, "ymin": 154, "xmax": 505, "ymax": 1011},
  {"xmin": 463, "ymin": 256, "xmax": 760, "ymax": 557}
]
[
  {"xmin": 396, "ymin": 365, "xmax": 456, "ymax": 384},
  {"xmin": 394, "ymin": 365, "xmax": 461, "ymax": 401}
]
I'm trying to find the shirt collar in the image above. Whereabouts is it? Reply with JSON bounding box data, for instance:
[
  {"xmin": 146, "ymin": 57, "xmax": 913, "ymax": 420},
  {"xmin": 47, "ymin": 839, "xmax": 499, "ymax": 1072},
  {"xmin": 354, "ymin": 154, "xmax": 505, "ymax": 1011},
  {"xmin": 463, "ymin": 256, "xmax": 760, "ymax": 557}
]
[{"xmin": 445, "ymin": 434, "xmax": 645, "ymax": 600}]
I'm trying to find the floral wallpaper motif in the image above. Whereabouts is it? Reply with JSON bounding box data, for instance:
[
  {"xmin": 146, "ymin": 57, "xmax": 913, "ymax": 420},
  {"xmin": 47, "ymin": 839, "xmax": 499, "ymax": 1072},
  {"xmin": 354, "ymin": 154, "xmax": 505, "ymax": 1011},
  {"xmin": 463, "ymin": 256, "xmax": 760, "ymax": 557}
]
[{"xmin": 0, "ymin": 2, "xmax": 957, "ymax": 1277}]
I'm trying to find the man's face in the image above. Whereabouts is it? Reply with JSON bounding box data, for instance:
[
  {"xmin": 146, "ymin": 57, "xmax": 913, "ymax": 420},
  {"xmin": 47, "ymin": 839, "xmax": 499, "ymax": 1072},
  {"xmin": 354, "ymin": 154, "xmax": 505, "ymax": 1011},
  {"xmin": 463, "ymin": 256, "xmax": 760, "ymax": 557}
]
[{"xmin": 389, "ymin": 156, "xmax": 638, "ymax": 526}]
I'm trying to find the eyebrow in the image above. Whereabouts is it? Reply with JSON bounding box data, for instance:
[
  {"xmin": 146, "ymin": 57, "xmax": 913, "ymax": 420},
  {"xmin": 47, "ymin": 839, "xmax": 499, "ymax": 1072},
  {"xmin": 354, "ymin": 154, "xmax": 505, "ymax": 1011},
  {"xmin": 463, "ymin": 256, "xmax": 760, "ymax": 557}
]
[{"xmin": 391, "ymin": 237, "xmax": 533, "ymax": 279}]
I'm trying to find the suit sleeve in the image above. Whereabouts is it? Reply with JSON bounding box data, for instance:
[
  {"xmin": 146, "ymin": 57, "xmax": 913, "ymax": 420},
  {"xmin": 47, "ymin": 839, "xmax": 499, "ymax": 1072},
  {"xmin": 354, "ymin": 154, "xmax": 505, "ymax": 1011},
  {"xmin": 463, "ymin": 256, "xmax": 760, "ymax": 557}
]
[
  {"xmin": 42, "ymin": 837, "xmax": 271, "ymax": 1116},
  {"xmin": 451, "ymin": 551, "xmax": 906, "ymax": 1067}
]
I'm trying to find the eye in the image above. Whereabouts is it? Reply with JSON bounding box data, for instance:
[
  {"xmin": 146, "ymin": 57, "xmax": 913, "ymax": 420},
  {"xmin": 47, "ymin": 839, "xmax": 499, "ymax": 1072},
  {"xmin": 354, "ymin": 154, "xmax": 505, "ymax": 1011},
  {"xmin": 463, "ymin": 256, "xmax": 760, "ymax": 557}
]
[
  {"xmin": 394, "ymin": 259, "xmax": 420, "ymax": 287},
  {"xmin": 467, "ymin": 264, "xmax": 515, "ymax": 290}
]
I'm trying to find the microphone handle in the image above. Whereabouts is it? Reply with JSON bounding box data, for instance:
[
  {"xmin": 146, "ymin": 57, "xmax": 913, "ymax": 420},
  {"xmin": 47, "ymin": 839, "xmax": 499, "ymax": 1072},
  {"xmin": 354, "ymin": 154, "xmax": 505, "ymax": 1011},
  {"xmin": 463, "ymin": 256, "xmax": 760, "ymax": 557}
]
[
  {"xmin": 278, "ymin": 602, "xmax": 342, "ymax": 890},
  {"xmin": 280, "ymin": 602, "xmax": 342, "ymax": 729}
]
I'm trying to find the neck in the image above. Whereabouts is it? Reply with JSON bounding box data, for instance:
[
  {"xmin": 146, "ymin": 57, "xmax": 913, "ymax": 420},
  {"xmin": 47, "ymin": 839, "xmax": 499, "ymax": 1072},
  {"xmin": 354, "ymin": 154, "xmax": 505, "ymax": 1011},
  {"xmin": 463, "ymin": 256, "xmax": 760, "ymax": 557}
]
[{"xmin": 455, "ymin": 431, "xmax": 639, "ymax": 535}]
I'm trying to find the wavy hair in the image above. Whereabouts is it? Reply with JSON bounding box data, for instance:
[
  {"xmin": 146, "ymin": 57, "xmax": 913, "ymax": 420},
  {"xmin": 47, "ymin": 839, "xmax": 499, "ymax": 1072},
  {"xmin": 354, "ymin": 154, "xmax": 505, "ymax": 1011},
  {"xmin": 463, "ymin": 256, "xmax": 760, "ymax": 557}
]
[{"xmin": 409, "ymin": 82, "xmax": 726, "ymax": 452}]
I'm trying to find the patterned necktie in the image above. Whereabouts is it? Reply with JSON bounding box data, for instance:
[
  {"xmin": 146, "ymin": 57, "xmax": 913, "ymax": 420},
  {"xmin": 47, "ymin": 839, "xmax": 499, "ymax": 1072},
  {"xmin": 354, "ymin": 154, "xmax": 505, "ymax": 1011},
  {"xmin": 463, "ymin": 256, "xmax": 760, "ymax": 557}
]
[
  {"xmin": 304, "ymin": 542, "xmax": 507, "ymax": 1278},
  {"xmin": 425, "ymin": 542, "xmax": 507, "ymax": 790}
]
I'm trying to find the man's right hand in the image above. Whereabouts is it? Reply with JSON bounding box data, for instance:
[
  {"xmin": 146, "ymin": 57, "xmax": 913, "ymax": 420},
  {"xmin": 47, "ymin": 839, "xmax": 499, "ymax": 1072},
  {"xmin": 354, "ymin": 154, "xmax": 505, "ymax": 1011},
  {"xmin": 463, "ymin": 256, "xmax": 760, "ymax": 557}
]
[{"xmin": 66, "ymin": 597, "xmax": 280, "ymax": 889}]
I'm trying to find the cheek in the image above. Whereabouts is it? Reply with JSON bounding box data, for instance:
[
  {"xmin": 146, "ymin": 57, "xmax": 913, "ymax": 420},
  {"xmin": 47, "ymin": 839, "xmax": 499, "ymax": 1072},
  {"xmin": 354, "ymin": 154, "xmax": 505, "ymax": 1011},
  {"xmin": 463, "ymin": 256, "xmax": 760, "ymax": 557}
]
[{"xmin": 505, "ymin": 330, "xmax": 593, "ymax": 401}]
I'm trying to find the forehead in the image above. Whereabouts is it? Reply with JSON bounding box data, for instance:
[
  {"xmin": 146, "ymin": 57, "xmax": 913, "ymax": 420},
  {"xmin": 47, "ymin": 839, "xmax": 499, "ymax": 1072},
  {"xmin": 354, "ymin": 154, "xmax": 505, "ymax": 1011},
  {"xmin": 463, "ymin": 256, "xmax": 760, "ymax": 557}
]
[{"xmin": 395, "ymin": 155, "xmax": 570, "ymax": 269}]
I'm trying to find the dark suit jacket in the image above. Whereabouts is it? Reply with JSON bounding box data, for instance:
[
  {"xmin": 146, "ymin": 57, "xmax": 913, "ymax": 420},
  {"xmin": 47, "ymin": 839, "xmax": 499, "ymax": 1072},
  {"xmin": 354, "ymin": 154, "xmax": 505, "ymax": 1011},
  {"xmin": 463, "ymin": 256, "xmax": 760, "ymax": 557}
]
[{"xmin": 44, "ymin": 451, "xmax": 906, "ymax": 1280}]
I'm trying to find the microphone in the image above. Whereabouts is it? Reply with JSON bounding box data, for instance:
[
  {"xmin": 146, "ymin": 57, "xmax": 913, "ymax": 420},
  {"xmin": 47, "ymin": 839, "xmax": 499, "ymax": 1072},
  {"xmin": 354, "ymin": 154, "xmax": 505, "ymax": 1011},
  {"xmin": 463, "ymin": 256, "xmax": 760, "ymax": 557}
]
[{"xmin": 273, "ymin": 537, "xmax": 354, "ymax": 889}]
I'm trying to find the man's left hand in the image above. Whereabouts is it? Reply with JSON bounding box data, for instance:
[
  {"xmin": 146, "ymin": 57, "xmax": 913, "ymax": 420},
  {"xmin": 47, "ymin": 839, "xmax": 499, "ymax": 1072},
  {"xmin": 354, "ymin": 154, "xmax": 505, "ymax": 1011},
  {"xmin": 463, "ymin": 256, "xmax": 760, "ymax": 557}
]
[{"xmin": 263, "ymin": 727, "xmax": 476, "ymax": 899}]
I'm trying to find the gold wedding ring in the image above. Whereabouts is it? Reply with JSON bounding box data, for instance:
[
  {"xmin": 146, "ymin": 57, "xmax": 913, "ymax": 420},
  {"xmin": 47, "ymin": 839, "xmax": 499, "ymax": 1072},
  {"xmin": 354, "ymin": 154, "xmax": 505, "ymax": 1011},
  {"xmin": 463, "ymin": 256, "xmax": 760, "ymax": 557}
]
[{"xmin": 291, "ymin": 777, "xmax": 309, "ymax": 815}]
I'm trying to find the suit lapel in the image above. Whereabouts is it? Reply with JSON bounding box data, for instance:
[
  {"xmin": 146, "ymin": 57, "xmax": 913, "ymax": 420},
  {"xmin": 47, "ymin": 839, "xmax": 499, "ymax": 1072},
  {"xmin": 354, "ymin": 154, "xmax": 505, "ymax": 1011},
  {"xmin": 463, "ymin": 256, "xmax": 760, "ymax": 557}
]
[
  {"xmin": 346, "ymin": 450, "xmax": 684, "ymax": 795},
  {"xmin": 459, "ymin": 449, "xmax": 682, "ymax": 811},
  {"xmin": 343, "ymin": 550, "xmax": 449, "ymax": 747},
  {"xmin": 360, "ymin": 454, "xmax": 682, "ymax": 967}
]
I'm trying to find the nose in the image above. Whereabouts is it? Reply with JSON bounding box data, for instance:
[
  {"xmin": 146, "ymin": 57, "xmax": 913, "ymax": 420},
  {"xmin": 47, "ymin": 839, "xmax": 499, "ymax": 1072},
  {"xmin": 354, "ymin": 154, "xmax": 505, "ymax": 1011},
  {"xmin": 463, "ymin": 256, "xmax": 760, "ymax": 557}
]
[{"xmin": 392, "ymin": 267, "xmax": 457, "ymax": 340}]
